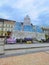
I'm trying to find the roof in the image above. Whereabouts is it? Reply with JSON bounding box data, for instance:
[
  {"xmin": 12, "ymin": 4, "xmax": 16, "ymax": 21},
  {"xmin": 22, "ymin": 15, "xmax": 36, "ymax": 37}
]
[{"xmin": 0, "ymin": 18, "xmax": 16, "ymax": 22}]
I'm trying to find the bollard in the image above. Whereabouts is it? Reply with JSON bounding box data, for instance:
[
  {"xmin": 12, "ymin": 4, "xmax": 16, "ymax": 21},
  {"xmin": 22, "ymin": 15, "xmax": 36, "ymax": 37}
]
[{"xmin": 0, "ymin": 38, "xmax": 4, "ymax": 54}]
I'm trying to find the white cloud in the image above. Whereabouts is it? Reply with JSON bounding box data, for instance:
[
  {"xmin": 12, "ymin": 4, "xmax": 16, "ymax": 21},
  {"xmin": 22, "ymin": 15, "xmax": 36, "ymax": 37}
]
[
  {"xmin": 9, "ymin": 0, "xmax": 49, "ymax": 21},
  {"xmin": 12, "ymin": 0, "xmax": 34, "ymax": 9},
  {"xmin": 0, "ymin": 0, "xmax": 49, "ymax": 25},
  {"xmin": 0, "ymin": 12, "xmax": 10, "ymax": 19},
  {"xmin": 0, "ymin": 0, "xmax": 9, "ymax": 7}
]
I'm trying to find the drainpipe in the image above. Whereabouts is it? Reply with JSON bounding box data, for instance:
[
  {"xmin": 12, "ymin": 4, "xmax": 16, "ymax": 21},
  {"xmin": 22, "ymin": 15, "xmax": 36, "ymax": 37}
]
[{"xmin": 1, "ymin": 19, "xmax": 4, "ymax": 36}]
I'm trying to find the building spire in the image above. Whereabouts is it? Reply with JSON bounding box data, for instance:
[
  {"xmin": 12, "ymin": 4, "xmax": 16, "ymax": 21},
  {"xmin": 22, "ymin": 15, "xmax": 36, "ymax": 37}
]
[{"xmin": 24, "ymin": 15, "xmax": 31, "ymax": 25}]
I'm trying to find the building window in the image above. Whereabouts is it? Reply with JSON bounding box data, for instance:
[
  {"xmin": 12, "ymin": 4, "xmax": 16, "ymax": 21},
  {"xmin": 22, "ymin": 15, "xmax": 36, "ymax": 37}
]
[
  {"xmin": 7, "ymin": 25, "xmax": 9, "ymax": 27},
  {"xmin": 4, "ymin": 24, "xmax": 6, "ymax": 27},
  {"xmin": 8, "ymin": 25, "xmax": 11, "ymax": 28},
  {"xmin": 4, "ymin": 28, "xmax": 5, "ymax": 31},
  {"xmin": 7, "ymin": 28, "xmax": 9, "ymax": 31},
  {"xmin": 10, "ymin": 25, "xmax": 12, "ymax": 28},
  {"xmin": 0, "ymin": 22, "xmax": 3, "ymax": 26}
]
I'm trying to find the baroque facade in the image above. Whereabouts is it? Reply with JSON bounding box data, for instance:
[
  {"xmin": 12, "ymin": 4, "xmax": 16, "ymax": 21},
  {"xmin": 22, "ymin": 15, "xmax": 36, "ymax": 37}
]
[{"xmin": 0, "ymin": 18, "xmax": 15, "ymax": 38}]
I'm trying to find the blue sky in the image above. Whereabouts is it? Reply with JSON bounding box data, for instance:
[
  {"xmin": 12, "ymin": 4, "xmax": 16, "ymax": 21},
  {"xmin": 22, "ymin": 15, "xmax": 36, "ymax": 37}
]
[{"xmin": 0, "ymin": 0, "xmax": 49, "ymax": 26}]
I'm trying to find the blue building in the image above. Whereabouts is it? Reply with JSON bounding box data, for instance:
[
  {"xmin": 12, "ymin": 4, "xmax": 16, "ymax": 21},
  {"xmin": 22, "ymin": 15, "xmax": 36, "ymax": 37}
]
[
  {"xmin": 12, "ymin": 15, "xmax": 45, "ymax": 41},
  {"xmin": 14, "ymin": 15, "xmax": 43, "ymax": 33}
]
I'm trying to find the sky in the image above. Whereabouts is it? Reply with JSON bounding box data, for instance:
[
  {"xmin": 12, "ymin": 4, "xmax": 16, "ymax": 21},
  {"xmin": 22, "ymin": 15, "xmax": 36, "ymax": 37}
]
[{"xmin": 0, "ymin": 0, "xmax": 49, "ymax": 26}]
